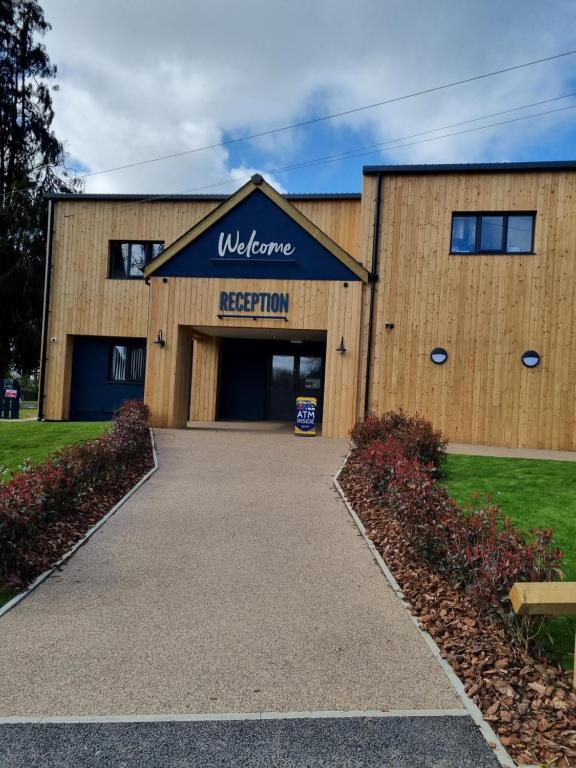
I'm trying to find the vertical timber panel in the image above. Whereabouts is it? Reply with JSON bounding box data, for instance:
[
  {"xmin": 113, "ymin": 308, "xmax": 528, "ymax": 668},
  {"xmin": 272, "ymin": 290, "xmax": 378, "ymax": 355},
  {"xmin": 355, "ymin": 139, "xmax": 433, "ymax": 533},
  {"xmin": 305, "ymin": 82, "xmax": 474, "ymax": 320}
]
[
  {"xmin": 365, "ymin": 169, "xmax": 576, "ymax": 450},
  {"xmin": 190, "ymin": 337, "xmax": 221, "ymax": 422}
]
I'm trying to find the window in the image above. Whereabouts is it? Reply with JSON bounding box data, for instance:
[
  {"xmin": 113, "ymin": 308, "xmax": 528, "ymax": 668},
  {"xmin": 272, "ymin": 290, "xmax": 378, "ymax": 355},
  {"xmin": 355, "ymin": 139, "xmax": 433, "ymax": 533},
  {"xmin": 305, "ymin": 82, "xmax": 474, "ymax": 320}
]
[
  {"xmin": 109, "ymin": 241, "xmax": 164, "ymax": 278},
  {"xmin": 451, "ymin": 213, "xmax": 535, "ymax": 254},
  {"xmin": 109, "ymin": 342, "xmax": 146, "ymax": 382}
]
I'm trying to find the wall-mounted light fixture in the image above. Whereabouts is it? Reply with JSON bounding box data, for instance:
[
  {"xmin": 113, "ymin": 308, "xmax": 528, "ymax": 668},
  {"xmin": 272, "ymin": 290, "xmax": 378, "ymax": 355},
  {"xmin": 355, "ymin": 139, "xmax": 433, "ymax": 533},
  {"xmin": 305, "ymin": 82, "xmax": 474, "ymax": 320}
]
[
  {"xmin": 521, "ymin": 350, "xmax": 540, "ymax": 368},
  {"xmin": 430, "ymin": 347, "xmax": 448, "ymax": 365},
  {"xmin": 384, "ymin": 322, "xmax": 395, "ymax": 331},
  {"xmin": 336, "ymin": 336, "xmax": 347, "ymax": 355},
  {"xmin": 153, "ymin": 330, "xmax": 166, "ymax": 348}
]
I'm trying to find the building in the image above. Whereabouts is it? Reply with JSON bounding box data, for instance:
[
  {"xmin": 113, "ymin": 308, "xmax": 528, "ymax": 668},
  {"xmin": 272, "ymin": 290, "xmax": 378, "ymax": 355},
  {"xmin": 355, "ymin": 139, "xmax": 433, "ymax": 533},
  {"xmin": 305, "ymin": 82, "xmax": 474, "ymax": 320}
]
[{"xmin": 39, "ymin": 161, "xmax": 576, "ymax": 450}]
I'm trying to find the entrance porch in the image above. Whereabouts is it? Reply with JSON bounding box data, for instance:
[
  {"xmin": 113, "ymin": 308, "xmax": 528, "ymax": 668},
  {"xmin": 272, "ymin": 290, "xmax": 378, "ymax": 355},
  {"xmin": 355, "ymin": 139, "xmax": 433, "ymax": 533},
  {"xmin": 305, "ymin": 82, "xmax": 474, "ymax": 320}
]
[{"xmin": 143, "ymin": 315, "xmax": 361, "ymax": 438}]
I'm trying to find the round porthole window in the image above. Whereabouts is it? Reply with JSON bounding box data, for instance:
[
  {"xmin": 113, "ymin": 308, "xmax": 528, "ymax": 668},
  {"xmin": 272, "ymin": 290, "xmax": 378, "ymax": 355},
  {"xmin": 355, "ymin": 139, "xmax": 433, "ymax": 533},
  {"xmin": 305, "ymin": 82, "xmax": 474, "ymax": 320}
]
[
  {"xmin": 521, "ymin": 350, "xmax": 540, "ymax": 368},
  {"xmin": 430, "ymin": 347, "xmax": 448, "ymax": 365}
]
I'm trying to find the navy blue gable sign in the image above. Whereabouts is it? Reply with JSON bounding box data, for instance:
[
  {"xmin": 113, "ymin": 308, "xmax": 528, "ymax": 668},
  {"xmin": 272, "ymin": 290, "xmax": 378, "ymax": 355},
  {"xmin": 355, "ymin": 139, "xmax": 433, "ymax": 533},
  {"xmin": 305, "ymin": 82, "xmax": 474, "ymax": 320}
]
[{"xmin": 153, "ymin": 190, "xmax": 361, "ymax": 281}]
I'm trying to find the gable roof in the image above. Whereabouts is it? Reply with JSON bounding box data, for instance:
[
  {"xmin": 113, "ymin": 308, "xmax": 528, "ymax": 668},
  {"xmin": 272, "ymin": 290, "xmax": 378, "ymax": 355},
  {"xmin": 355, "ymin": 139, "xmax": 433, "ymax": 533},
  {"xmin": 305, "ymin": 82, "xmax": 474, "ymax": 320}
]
[{"xmin": 144, "ymin": 175, "xmax": 369, "ymax": 282}]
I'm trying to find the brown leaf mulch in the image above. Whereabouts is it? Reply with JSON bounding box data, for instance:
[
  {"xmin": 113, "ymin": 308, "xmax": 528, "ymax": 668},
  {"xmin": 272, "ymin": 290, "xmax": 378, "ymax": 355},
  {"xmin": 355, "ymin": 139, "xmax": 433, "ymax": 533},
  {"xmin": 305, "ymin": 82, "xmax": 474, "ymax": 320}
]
[
  {"xmin": 4, "ymin": 447, "xmax": 154, "ymax": 590},
  {"xmin": 339, "ymin": 453, "xmax": 576, "ymax": 768}
]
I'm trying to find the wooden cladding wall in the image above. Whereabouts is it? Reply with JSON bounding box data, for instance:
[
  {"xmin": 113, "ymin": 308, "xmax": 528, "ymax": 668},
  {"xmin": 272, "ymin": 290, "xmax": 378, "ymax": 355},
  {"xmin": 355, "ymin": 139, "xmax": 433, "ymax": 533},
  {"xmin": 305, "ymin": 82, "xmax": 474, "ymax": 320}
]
[
  {"xmin": 43, "ymin": 197, "xmax": 361, "ymax": 420},
  {"xmin": 189, "ymin": 336, "xmax": 220, "ymax": 423},
  {"xmin": 144, "ymin": 277, "xmax": 363, "ymax": 437},
  {"xmin": 361, "ymin": 170, "xmax": 576, "ymax": 450}
]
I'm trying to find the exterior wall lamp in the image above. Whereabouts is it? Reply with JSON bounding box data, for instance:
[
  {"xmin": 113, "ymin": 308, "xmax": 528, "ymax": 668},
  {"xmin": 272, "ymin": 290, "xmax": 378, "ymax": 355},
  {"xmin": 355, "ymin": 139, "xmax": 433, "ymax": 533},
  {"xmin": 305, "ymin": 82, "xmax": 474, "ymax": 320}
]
[
  {"xmin": 521, "ymin": 350, "xmax": 540, "ymax": 368},
  {"xmin": 430, "ymin": 347, "xmax": 448, "ymax": 365},
  {"xmin": 153, "ymin": 330, "xmax": 166, "ymax": 348},
  {"xmin": 336, "ymin": 336, "xmax": 347, "ymax": 355}
]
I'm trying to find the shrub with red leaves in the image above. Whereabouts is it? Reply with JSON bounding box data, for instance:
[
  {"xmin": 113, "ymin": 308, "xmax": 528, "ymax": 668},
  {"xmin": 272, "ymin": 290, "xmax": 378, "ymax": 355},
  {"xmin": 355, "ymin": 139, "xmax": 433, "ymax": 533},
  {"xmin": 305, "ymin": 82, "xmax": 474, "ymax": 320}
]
[
  {"xmin": 351, "ymin": 410, "xmax": 447, "ymax": 475},
  {"xmin": 352, "ymin": 412, "xmax": 564, "ymax": 644},
  {"xmin": 361, "ymin": 437, "xmax": 413, "ymax": 491},
  {"xmin": 0, "ymin": 400, "xmax": 152, "ymax": 588}
]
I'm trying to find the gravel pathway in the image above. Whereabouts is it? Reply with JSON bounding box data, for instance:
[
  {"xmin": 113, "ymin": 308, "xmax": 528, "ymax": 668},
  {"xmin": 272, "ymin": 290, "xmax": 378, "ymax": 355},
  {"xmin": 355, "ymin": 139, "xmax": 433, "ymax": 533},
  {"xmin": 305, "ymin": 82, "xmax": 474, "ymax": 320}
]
[{"xmin": 0, "ymin": 429, "xmax": 461, "ymax": 716}]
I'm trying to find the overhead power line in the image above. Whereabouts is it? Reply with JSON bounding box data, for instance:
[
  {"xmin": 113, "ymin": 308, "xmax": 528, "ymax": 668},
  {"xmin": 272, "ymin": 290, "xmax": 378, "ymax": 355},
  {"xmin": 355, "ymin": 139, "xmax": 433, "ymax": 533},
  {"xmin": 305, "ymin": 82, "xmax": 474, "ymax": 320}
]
[
  {"xmin": 70, "ymin": 48, "xmax": 576, "ymax": 181},
  {"xmin": 272, "ymin": 104, "xmax": 576, "ymax": 174},
  {"xmin": 2, "ymin": 46, "xmax": 576, "ymax": 206},
  {"xmin": 156, "ymin": 99, "xmax": 576, "ymax": 195},
  {"xmin": 58, "ymin": 92, "xmax": 576, "ymax": 219}
]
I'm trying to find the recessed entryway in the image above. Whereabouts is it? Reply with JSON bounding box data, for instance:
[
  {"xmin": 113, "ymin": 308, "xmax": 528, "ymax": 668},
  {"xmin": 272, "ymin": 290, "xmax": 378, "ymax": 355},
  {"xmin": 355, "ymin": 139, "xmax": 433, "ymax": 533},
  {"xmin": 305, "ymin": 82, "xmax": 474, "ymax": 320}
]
[{"xmin": 217, "ymin": 337, "xmax": 326, "ymax": 424}]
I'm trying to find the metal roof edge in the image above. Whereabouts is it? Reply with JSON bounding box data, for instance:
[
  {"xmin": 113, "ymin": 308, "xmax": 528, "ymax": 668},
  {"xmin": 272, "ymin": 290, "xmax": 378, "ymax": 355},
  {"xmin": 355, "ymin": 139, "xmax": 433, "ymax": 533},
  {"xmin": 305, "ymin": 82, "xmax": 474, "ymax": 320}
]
[
  {"xmin": 45, "ymin": 192, "xmax": 362, "ymax": 201},
  {"xmin": 362, "ymin": 161, "xmax": 576, "ymax": 175}
]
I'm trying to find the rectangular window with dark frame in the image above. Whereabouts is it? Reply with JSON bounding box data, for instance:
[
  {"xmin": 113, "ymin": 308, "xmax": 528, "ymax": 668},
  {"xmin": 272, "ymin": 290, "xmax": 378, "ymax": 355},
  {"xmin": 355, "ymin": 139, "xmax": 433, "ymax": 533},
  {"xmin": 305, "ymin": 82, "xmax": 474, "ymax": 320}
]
[
  {"xmin": 109, "ymin": 342, "xmax": 146, "ymax": 383},
  {"xmin": 108, "ymin": 241, "xmax": 164, "ymax": 278},
  {"xmin": 450, "ymin": 213, "xmax": 535, "ymax": 254}
]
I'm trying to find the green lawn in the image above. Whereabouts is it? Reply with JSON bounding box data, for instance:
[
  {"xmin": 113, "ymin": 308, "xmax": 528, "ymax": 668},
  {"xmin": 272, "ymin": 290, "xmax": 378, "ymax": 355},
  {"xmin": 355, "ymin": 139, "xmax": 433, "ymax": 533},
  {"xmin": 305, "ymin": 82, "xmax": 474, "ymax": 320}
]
[
  {"xmin": 0, "ymin": 421, "xmax": 110, "ymax": 479},
  {"xmin": 19, "ymin": 406, "xmax": 38, "ymax": 420},
  {"xmin": 443, "ymin": 453, "xmax": 576, "ymax": 667}
]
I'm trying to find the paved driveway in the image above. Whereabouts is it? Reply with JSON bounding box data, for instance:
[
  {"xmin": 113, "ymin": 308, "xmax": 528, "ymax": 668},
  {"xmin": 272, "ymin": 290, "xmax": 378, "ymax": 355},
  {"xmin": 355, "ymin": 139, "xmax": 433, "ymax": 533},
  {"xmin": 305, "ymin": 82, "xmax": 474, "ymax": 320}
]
[{"xmin": 0, "ymin": 429, "xmax": 500, "ymax": 766}]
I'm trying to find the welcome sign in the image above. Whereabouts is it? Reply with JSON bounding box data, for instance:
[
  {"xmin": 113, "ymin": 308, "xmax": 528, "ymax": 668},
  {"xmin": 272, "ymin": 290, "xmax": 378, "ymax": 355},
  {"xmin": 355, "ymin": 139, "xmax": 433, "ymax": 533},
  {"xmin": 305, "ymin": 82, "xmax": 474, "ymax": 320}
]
[{"xmin": 218, "ymin": 230, "xmax": 295, "ymax": 259}]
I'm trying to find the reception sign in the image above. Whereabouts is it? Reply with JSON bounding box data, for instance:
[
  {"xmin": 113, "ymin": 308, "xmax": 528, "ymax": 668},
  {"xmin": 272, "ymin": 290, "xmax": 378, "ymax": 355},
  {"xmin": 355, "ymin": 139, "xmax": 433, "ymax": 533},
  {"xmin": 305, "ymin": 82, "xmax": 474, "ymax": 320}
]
[
  {"xmin": 218, "ymin": 290, "xmax": 289, "ymax": 319},
  {"xmin": 295, "ymin": 396, "xmax": 317, "ymax": 436}
]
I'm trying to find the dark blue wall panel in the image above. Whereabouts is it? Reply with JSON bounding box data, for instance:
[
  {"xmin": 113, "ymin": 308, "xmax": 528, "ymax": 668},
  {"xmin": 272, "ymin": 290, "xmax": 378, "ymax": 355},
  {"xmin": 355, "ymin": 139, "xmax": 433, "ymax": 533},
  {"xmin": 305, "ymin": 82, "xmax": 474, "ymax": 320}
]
[
  {"xmin": 154, "ymin": 190, "xmax": 361, "ymax": 281},
  {"xmin": 218, "ymin": 339, "xmax": 268, "ymax": 420},
  {"xmin": 69, "ymin": 337, "xmax": 145, "ymax": 421}
]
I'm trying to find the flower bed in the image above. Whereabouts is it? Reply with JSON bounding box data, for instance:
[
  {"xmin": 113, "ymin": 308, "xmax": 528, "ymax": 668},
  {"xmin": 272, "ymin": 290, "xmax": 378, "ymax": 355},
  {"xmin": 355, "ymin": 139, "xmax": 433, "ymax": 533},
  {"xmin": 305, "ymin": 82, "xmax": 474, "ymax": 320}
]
[
  {"xmin": 0, "ymin": 400, "xmax": 154, "ymax": 590},
  {"xmin": 340, "ymin": 412, "xmax": 575, "ymax": 767}
]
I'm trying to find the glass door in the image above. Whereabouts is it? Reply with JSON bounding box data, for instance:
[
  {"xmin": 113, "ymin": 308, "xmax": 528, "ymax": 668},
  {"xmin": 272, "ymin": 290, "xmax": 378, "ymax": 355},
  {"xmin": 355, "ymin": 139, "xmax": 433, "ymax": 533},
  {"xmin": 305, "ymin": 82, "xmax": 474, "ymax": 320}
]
[
  {"xmin": 297, "ymin": 356, "xmax": 323, "ymax": 419},
  {"xmin": 267, "ymin": 353, "xmax": 324, "ymax": 422},
  {"xmin": 268, "ymin": 354, "xmax": 296, "ymax": 420}
]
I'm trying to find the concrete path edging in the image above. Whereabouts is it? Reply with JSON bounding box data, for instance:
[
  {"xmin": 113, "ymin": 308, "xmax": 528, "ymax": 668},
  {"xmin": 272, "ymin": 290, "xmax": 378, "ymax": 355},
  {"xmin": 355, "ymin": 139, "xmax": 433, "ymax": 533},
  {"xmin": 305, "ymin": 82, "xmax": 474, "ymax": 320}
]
[
  {"xmin": 0, "ymin": 708, "xmax": 470, "ymax": 725},
  {"xmin": 333, "ymin": 459, "xmax": 517, "ymax": 768},
  {"xmin": 0, "ymin": 428, "xmax": 159, "ymax": 622},
  {"xmin": 447, "ymin": 442, "xmax": 576, "ymax": 462}
]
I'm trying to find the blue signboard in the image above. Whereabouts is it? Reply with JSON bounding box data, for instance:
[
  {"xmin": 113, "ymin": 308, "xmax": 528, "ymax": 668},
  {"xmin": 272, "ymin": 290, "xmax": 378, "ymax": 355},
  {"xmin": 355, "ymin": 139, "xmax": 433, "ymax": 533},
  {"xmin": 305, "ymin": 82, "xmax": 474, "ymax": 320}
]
[{"xmin": 154, "ymin": 190, "xmax": 362, "ymax": 282}]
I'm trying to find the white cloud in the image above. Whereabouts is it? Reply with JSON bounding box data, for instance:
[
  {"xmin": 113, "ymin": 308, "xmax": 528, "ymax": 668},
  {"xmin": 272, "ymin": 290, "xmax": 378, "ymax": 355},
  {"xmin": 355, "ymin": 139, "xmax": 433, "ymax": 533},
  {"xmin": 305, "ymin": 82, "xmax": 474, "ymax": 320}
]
[{"xmin": 42, "ymin": 0, "xmax": 576, "ymax": 193}]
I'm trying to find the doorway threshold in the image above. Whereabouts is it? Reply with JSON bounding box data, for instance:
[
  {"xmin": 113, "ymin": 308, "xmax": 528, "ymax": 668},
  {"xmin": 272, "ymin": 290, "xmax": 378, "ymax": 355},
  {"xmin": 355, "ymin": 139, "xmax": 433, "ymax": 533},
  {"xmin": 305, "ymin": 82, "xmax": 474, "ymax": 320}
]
[{"xmin": 186, "ymin": 421, "xmax": 322, "ymax": 435}]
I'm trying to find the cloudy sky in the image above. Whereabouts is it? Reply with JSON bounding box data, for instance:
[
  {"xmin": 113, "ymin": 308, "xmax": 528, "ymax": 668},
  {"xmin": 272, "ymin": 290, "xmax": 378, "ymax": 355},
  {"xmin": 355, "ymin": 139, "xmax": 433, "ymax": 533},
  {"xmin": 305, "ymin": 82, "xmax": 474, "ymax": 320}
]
[{"xmin": 42, "ymin": 0, "xmax": 576, "ymax": 194}]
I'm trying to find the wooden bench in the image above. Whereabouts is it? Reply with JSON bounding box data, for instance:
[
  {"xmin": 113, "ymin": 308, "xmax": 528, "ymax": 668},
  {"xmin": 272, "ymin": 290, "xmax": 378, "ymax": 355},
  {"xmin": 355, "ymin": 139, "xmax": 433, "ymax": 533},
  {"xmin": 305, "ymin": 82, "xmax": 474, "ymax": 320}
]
[{"xmin": 509, "ymin": 582, "xmax": 576, "ymax": 687}]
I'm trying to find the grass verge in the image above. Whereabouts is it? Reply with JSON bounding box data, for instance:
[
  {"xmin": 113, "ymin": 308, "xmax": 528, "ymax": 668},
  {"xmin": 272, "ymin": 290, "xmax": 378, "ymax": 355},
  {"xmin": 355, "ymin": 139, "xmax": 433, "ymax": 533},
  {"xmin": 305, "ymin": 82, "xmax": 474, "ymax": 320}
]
[
  {"xmin": 443, "ymin": 453, "xmax": 575, "ymax": 668},
  {"xmin": 0, "ymin": 421, "xmax": 110, "ymax": 480}
]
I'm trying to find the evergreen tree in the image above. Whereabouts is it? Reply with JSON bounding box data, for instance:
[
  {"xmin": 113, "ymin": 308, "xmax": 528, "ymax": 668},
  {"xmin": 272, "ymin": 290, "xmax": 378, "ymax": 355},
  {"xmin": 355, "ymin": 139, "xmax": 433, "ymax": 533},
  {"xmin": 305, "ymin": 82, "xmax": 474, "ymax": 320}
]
[{"xmin": 0, "ymin": 0, "xmax": 75, "ymax": 377}]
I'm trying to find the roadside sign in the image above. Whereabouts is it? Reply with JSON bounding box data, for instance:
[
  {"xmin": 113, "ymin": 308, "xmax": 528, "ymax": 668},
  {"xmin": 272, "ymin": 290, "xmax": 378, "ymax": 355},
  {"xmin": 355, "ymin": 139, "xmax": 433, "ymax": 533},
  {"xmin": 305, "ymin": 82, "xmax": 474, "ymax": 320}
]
[{"xmin": 1, "ymin": 378, "xmax": 21, "ymax": 418}]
